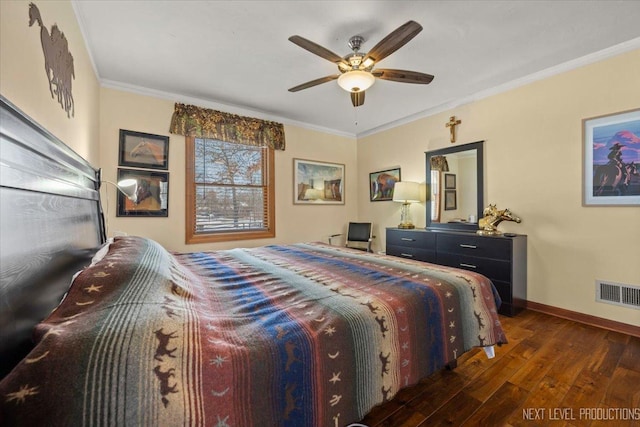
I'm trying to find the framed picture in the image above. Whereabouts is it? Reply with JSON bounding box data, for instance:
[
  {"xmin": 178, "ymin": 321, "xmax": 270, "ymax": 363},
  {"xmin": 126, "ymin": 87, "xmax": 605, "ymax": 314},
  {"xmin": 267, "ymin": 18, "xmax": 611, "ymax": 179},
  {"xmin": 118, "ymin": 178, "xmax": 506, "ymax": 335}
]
[
  {"xmin": 119, "ymin": 129, "xmax": 169, "ymax": 170},
  {"xmin": 294, "ymin": 158, "xmax": 345, "ymax": 204},
  {"xmin": 444, "ymin": 173, "xmax": 457, "ymax": 189},
  {"xmin": 583, "ymin": 108, "xmax": 640, "ymax": 206},
  {"xmin": 117, "ymin": 168, "xmax": 169, "ymax": 217},
  {"xmin": 444, "ymin": 190, "xmax": 457, "ymax": 210},
  {"xmin": 369, "ymin": 167, "xmax": 401, "ymax": 201}
]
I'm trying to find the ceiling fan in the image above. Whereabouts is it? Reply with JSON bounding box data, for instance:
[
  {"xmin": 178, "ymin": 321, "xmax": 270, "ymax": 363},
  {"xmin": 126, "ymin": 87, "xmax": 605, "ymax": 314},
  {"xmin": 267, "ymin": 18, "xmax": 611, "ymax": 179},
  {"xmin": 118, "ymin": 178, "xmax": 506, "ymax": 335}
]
[{"xmin": 288, "ymin": 20, "xmax": 434, "ymax": 107}]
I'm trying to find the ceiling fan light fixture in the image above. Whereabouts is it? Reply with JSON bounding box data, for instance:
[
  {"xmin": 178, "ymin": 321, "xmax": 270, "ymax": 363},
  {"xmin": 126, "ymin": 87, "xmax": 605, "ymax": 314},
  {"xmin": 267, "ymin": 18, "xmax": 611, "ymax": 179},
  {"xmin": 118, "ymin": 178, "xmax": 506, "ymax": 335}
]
[
  {"xmin": 362, "ymin": 57, "xmax": 375, "ymax": 69},
  {"xmin": 337, "ymin": 70, "xmax": 375, "ymax": 93}
]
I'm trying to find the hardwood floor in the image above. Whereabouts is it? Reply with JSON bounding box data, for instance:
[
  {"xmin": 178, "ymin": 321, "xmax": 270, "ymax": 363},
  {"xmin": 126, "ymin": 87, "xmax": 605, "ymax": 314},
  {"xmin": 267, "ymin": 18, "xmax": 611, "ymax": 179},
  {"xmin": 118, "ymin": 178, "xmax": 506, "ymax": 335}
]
[{"xmin": 360, "ymin": 309, "xmax": 640, "ymax": 426}]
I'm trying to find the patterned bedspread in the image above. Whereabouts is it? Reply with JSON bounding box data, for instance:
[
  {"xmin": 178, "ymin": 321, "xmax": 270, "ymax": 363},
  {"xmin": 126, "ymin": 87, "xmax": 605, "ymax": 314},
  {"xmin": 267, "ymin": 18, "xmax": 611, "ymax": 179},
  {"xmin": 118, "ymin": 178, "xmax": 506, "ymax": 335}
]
[{"xmin": 0, "ymin": 236, "xmax": 506, "ymax": 426}]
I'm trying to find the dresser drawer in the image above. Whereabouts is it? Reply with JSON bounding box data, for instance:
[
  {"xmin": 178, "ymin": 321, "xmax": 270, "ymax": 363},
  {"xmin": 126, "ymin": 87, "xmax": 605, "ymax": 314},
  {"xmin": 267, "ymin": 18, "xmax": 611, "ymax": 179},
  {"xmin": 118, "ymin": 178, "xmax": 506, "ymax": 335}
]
[
  {"xmin": 387, "ymin": 229, "xmax": 435, "ymax": 248},
  {"xmin": 436, "ymin": 233, "xmax": 511, "ymax": 260},
  {"xmin": 387, "ymin": 245, "xmax": 435, "ymax": 263},
  {"xmin": 436, "ymin": 252, "xmax": 511, "ymax": 282}
]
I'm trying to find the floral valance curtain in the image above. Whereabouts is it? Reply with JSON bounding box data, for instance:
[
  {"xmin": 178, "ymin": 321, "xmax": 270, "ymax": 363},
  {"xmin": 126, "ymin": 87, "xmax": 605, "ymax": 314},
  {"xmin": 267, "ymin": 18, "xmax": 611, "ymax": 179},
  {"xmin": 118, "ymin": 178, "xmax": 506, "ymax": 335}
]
[
  {"xmin": 169, "ymin": 103, "xmax": 286, "ymax": 151},
  {"xmin": 430, "ymin": 155, "xmax": 449, "ymax": 172}
]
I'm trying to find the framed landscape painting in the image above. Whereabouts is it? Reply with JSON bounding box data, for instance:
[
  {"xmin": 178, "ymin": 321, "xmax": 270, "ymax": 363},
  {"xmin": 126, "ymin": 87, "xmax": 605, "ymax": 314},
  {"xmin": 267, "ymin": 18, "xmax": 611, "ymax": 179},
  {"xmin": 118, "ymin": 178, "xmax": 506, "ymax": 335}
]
[
  {"xmin": 294, "ymin": 159, "xmax": 345, "ymax": 204},
  {"xmin": 583, "ymin": 108, "xmax": 640, "ymax": 206}
]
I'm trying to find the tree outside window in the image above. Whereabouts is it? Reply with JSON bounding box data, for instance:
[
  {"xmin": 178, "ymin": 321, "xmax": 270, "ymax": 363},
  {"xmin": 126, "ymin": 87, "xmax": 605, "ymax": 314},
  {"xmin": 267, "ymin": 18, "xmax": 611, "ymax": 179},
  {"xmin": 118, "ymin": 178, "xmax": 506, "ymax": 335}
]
[{"xmin": 186, "ymin": 137, "xmax": 275, "ymax": 243}]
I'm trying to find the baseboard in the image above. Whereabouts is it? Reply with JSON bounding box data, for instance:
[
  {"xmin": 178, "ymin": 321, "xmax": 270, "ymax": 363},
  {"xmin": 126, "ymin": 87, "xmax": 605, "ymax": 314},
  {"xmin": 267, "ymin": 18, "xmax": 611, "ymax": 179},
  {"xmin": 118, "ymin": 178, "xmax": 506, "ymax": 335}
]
[{"xmin": 525, "ymin": 301, "xmax": 640, "ymax": 338}]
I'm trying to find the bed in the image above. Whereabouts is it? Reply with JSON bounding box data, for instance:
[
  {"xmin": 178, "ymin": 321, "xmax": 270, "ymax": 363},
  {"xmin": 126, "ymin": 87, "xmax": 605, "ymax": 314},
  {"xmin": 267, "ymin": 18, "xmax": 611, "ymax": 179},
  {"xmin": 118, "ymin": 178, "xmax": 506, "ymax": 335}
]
[{"xmin": 0, "ymin": 95, "xmax": 507, "ymax": 426}]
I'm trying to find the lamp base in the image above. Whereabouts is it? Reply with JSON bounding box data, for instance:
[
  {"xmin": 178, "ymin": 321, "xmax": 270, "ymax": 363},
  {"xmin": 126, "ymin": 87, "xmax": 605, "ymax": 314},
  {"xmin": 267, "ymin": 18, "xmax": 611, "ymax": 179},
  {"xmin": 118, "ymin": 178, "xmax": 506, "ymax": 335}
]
[
  {"xmin": 398, "ymin": 223, "xmax": 415, "ymax": 229},
  {"xmin": 397, "ymin": 202, "xmax": 416, "ymax": 230}
]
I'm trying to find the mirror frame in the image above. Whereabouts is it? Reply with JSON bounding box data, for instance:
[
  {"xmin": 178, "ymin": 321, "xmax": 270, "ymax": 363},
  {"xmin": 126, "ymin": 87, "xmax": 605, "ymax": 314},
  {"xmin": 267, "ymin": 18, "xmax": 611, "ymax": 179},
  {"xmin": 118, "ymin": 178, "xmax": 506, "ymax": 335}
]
[{"xmin": 425, "ymin": 140, "xmax": 484, "ymax": 231}]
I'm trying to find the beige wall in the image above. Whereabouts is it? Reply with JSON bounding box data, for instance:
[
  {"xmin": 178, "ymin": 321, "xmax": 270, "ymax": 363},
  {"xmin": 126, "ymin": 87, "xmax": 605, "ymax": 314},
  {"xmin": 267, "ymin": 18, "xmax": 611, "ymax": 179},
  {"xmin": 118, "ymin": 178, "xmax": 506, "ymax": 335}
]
[
  {"xmin": 0, "ymin": 0, "xmax": 100, "ymax": 165},
  {"xmin": 99, "ymin": 87, "xmax": 358, "ymax": 252},
  {"xmin": 3, "ymin": 0, "xmax": 637, "ymax": 326},
  {"xmin": 358, "ymin": 49, "xmax": 640, "ymax": 326}
]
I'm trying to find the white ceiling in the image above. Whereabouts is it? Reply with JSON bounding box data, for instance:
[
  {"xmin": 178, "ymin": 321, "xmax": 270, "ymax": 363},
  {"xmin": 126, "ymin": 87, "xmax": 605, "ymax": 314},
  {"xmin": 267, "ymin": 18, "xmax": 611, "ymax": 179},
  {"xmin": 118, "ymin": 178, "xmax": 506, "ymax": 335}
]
[{"xmin": 73, "ymin": 1, "xmax": 640, "ymax": 138}]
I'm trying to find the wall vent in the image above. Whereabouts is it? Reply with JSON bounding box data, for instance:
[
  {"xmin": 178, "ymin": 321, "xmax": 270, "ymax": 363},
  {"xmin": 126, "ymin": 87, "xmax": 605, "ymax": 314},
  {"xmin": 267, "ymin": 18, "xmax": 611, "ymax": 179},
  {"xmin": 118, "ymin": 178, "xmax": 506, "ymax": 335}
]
[{"xmin": 596, "ymin": 280, "xmax": 640, "ymax": 310}]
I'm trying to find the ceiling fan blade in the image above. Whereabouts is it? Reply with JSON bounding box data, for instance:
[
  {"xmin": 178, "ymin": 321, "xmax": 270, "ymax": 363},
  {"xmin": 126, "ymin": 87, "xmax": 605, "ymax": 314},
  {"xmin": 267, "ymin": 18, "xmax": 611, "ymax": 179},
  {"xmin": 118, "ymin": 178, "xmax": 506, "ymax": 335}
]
[
  {"xmin": 351, "ymin": 91, "xmax": 365, "ymax": 107},
  {"xmin": 288, "ymin": 75, "xmax": 340, "ymax": 92},
  {"xmin": 373, "ymin": 69, "xmax": 434, "ymax": 84},
  {"xmin": 364, "ymin": 21, "xmax": 423, "ymax": 64},
  {"xmin": 289, "ymin": 35, "xmax": 349, "ymax": 67}
]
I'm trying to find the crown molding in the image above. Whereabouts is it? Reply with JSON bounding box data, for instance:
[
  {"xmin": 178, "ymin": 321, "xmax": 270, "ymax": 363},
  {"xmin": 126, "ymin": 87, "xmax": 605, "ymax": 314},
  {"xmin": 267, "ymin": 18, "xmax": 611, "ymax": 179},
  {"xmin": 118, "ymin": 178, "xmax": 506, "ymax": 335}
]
[
  {"xmin": 100, "ymin": 80, "xmax": 357, "ymax": 140},
  {"xmin": 72, "ymin": 0, "xmax": 639, "ymax": 142},
  {"xmin": 71, "ymin": 0, "xmax": 100, "ymax": 80},
  {"xmin": 356, "ymin": 37, "xmax": 640, "ymax": 138}
]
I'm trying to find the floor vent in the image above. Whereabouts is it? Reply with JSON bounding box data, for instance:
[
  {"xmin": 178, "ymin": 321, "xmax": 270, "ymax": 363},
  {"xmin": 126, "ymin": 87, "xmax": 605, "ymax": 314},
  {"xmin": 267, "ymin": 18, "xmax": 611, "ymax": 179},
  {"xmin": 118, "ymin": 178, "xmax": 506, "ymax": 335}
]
[{"xmin": 596, "ymin": 280, "xmax": 640, "ymax": 310}]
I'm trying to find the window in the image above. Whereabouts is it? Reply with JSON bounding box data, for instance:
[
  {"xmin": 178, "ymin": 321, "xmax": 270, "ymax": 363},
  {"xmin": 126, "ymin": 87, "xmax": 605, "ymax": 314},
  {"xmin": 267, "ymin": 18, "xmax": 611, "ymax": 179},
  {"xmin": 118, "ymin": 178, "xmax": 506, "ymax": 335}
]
[
  {"xmin": 186, "ymin": 137, "xmax": 275, "ymax": 244},
  {"xmin": 430, "ymin": 170, "xmax": 441, "ymax": 222}
]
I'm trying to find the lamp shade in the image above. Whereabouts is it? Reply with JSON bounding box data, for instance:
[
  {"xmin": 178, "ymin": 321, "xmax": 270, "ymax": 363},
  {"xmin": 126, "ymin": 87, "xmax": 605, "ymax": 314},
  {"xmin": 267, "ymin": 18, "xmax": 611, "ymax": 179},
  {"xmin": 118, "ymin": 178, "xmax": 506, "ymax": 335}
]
[
  {"xmin": 337, "ymin": 70, "xmax": 375, "ymax": 93},
  {"xmin": 102, "ymin": 179, "xmax": 138, "ymax": 203},
  {"xmin": 117, "ymin": 178, "xmax": 138, "ymax": 202},
  {"xmin": 393, "ymin": 181, "xmax": 421, "ymax": 203}
]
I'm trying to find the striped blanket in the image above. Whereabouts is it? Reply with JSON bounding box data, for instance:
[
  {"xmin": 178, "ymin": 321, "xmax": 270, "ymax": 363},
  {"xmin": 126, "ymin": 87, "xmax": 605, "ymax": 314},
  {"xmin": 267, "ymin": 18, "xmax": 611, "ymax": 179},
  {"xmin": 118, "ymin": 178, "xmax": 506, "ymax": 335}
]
[{"xmin": 0, "ymin": 236, "xmax": 506, "ymax": 426}]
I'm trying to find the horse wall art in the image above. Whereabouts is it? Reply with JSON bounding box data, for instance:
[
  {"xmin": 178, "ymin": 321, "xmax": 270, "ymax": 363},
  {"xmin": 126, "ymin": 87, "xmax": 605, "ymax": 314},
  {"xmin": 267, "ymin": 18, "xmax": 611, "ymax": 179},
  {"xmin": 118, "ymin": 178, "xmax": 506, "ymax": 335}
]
[
  {"xmin": 583, "ymin": 110, "xmax": 640, "ymax": 205},
  {"xmin": 130, "ymin": 141, "xmax": 167, "ymax": 166},
  {"xmin": 28, "ymin": 3, "xmax": 75, "ymax": 118},
  {"xmin": 593, "ymin": 161, "xmax": 639, "ymax": 196},
  {"xmin": 119, "ymin": 130, "xmax": 170, "ymax": 170},
  {"xmin": 369, "ymin": 168, "xmax": 401, "ymax": 201}
]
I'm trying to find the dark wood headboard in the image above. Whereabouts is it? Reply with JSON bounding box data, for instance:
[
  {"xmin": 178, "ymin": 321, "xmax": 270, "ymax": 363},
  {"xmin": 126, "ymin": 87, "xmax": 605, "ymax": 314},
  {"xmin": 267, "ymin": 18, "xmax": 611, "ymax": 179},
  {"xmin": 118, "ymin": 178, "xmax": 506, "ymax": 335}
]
[{"xmin": 0, "ymin": 95, "xmax": 106, "ymax": 378}]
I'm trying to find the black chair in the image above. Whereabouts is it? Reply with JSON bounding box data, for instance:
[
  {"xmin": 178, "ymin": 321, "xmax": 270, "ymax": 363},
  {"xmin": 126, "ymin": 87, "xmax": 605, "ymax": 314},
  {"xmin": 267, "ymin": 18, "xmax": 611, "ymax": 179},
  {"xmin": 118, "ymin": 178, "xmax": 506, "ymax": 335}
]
[{"xmin": 329, "ymin": 222, "xmax": 375, "ymax": 252}]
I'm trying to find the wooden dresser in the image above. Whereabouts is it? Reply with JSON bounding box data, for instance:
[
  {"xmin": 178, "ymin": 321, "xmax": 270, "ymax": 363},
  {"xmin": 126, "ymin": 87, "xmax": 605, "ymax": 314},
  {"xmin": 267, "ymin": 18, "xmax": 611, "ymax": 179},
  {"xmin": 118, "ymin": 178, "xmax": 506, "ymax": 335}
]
[{"xmin": 386, "ymin": 228, "xmax": 527, "ymax": 316}]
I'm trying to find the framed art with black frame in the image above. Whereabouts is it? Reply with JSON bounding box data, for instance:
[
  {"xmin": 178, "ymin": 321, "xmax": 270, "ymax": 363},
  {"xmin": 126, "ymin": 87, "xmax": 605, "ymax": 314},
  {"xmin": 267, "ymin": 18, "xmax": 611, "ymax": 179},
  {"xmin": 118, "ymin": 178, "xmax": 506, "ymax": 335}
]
[
  {"xmin": 117, "ymin": 168, "xmax": 169, "ymax": 217},
  {"xmin": 444, "ymin": 173, "xmax": 456, "ymax": 190},
  {"xmin": 119, "ymin": 129, "xmax": 169, "ymax": 170},
  {"xmin": 369, "ymin": 167, "xmax": 401, "ymax": 201},
  {"xmin": 444, "ymin": 189, "xmax": 457, "ymax": 210}
]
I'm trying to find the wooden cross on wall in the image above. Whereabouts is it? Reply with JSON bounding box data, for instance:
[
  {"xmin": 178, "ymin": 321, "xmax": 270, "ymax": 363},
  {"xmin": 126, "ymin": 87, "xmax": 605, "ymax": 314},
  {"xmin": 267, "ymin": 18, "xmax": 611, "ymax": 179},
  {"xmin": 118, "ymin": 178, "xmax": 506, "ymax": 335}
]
[{"xmin": 445, "ymin": 116, "xmax": 461, "ymax": 143}]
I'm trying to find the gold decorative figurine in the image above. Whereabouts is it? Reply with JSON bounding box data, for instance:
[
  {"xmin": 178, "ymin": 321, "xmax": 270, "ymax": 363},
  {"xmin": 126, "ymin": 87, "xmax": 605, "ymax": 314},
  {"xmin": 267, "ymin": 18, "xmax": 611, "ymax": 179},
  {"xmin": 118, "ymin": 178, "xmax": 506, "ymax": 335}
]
[{"xmin": 477, "ymin": 204, "xmax": 521, "ymax": 235}]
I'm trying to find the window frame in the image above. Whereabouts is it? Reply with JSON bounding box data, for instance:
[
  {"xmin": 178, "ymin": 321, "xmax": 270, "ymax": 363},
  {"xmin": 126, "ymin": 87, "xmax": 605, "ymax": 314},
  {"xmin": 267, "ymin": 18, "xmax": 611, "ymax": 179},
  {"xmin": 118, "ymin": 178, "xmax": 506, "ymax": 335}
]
[{"xmin": 185, "ymin": 136, "xmax": 275, "ymax": 244}]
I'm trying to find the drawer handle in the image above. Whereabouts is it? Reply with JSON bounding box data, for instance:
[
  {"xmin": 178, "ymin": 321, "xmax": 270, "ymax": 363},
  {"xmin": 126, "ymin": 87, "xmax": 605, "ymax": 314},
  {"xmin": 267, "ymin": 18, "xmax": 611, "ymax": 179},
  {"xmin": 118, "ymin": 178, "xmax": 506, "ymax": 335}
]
[
  {"xmin": 459, "ymin": 244, "xmax": 477, "ymax": 249},
  {"xmin": 401, "ymin": 238, "xmax": 415, "ymax": 242},
  {"xmin": 459, "ymin": 263, "xmax": 477, "ymax": 269},
  {"xmin": 400, "ymin": 253, "xmax": 414, "ymax": 258}
]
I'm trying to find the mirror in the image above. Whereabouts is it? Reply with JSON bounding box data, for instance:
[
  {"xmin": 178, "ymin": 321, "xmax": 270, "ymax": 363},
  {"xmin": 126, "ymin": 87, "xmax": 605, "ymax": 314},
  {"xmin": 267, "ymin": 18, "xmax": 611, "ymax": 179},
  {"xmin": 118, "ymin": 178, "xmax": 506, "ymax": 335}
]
[{"xmin": 425, "ymin": 141, "xmax": 484, "ymax": 231}]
